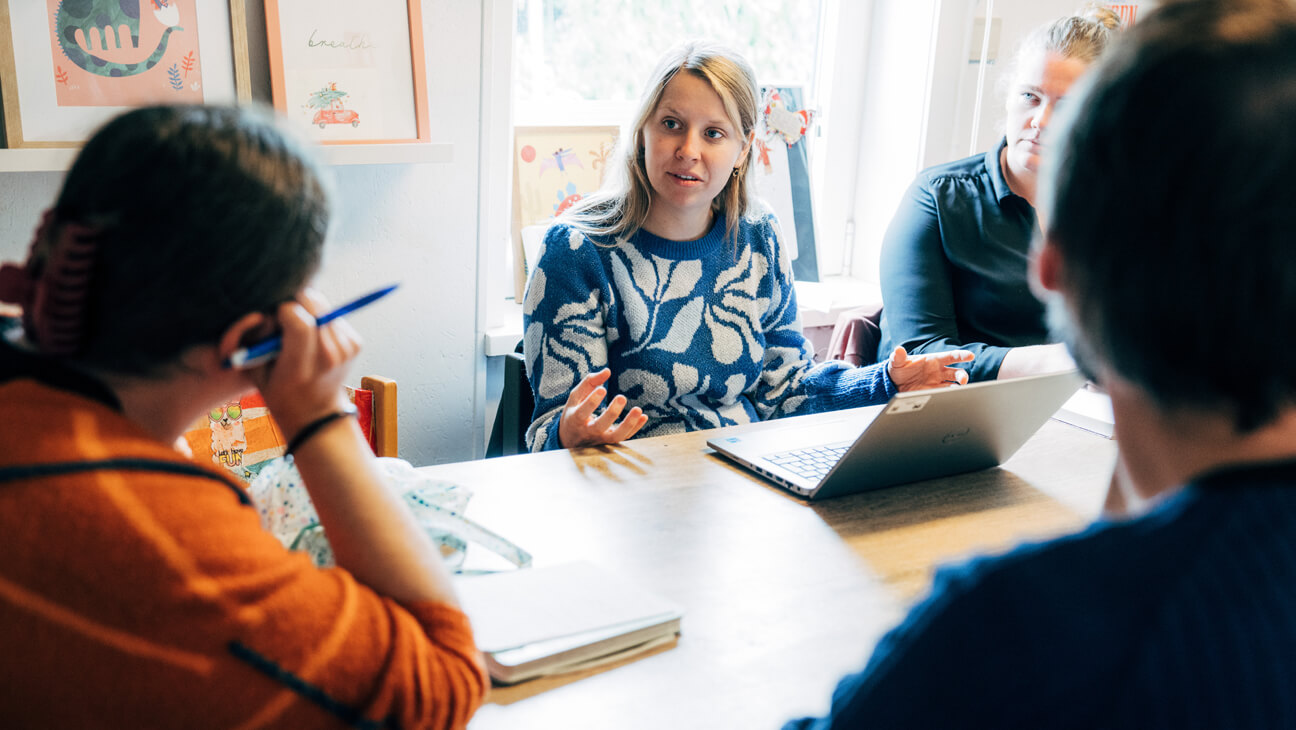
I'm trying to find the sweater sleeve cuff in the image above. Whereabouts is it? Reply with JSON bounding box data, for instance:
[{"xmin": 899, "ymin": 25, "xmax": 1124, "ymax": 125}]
[
  {"xmin": 400, "ymin": 601, "xmax": 479, "ymax": 646},
  {"xmin": 543, "ymin": 414, "xmax": 565, "ymax": 451},
  {"xmin": 524, "ymin": 410, "xmax": 564, "ymax": 452},
  {"xmin": 881, "ymin": 363, "xmax": 899, "ymax": 399},
  {"xmin": 800, "ymin": 360, "xmax": 897, "ymax": 411}
]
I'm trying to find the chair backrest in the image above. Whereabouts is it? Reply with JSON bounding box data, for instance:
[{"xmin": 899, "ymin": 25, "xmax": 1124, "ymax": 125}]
[
  {"xmin": 827, "ymin": 304, "xmax": 884, "ymax": 367},
  {"xmin": 356, "ymin": 375, "xmax": 398, "ymax": 458},
  {"xmin": 183, "ymin": 374, "xmax": 398, "ymax": 483},
  {"xmin": 486, "ymin": 341, "xmax": 533, "ymax": 458}
]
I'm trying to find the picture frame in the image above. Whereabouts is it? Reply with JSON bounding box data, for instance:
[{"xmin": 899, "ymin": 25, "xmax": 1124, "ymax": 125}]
[
  {"xmin": 1108, "ymin": 4, "xmax": 1140, "ymax": 26},
  {"xmin": 264, "ymin": 0, "xmax": 429, "ymax": 146},
  {"xmin": 0, "ymin": 0, "xmax": 249, "ymax": 149},
  {"xmin": 511, "ymin": 125, "xmax": 620, "ymax": 300},
  {"xmin": 753, "ymin": 85, "xmax": 819, "ymax": 282}
]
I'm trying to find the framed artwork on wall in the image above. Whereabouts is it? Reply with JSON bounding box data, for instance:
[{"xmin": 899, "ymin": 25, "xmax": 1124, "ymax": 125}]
[
  {"xmin": 511, "ymin": 125, "xmax": 620, "ymax": 300},
  {"xmin": 264, "ymin": 0, "xmax": 429, "ymax": 146},
  {"xmin": 1108, "ymin": 4, "xmax": 1140, "ymax": 26},
  {"xmin": 0, "ymin": 0, "xmax": 249, "ymax": 148},
  {"xmin": 753, "ymin": 85, "xmax": 819, "ymax": 282}
]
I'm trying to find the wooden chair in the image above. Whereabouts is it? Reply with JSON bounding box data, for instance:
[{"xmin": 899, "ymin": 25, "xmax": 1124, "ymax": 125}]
[
  {"xmin": 183, "ymin": 374, "xmax": 398, "ymax": 483},
  {"xmin": 353, "ymin": 375, "xmax": 398, "ymax": 458}
]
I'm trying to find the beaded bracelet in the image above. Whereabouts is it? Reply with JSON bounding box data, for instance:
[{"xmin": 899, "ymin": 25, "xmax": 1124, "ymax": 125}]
[{"xmin": 285, "ymin": 402, "xmax": 359, "ymax": 456}]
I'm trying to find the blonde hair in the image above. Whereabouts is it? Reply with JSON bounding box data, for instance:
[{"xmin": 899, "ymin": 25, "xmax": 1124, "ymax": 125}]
[
  {"xmin": 562, "ymin": 40, "xmax": 759, "ymax": 247},
  {"xmin": 1014, "ymin": 3, "xmax": 1123, "ymax": 70}
]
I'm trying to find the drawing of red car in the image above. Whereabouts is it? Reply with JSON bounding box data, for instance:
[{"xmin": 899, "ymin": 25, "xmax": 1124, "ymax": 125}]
[{"xmin": 314, "ymin": 109, "xmax": 359, "ymax": 128}]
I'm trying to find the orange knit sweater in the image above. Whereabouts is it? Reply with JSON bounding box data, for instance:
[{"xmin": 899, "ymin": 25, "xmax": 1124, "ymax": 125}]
[{"xmin": 0, "ymin": 378, "xmax": 487, "ymax": 728}]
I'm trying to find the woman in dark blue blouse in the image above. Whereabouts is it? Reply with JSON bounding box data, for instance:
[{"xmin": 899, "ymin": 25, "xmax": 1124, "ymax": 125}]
[{"xmin": 877, "ymin": 6, "xmax": 1120, "ymax": 381}]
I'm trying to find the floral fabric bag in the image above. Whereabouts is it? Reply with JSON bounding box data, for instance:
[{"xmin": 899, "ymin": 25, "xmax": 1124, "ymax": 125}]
[{"xmin": 248, "ymin": 456, "xmax": 531, "ymax": 572}]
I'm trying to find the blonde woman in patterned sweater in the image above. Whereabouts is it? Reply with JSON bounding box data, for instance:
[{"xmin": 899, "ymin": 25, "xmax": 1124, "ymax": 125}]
[{"xmin": 523, "ymin": 41, "xmax": 973, "ymax": 451}]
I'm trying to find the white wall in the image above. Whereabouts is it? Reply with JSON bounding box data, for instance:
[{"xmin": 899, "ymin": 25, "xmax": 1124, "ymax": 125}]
[
  {"xmin": 938, "ymin": 0, "xmax": 1160, "ymax": 164},
  {"xmin": 931, "ymin": 0, "xmax": 1090, "ymax": 167},
  {"xmin": 0, "ymin": 0, "xmax": 492, "ymax": 466}
]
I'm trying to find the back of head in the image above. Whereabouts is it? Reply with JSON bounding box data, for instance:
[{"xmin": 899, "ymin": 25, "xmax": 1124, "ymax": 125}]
[
  {"xmin": 27, "ymin": 104, "xmax": 330, "ymax": 375},
  {"xmin": 1043, "ymin": 0, "xmax": 1296, "ymax": 430}
]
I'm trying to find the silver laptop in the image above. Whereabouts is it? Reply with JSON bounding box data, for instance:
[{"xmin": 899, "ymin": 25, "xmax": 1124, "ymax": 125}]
[{"xmin": 707, "ymin": 369, "xmax": 1084, "ymax": 500}]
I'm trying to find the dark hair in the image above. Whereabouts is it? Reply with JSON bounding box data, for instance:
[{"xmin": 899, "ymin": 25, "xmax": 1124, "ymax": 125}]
[
  {"xmin": 1043, "ymin": 0, "xmax": 1296, "ymax": 431},
  {"xmin": 52, "ymin": 104, "xmax": 330, "ymax": 375}
]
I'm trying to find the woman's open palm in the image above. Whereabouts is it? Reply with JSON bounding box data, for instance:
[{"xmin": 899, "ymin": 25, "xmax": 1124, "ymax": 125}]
[{"xmin": 886, "ymin": 346, "xmax": 973, "ymax": 391}]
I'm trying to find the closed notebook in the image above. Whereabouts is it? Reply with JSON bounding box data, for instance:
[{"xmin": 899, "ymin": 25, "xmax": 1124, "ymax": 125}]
[
  {"xmin": 452, "ymin": 562, "xmax": 683, "ymax": 685},
  {"xmin": 1053, "ymin": 386, "xmax": 1114, "ymax": 438}
]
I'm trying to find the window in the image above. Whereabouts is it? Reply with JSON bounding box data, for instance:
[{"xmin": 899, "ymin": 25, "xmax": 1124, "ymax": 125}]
[
  {"xmin": 512, "ymin": 0, "xmax": 824, "ymax": 126},
  {"xmin": 504, "ymin": 0, "xmax": 837, "ymax": 288}
]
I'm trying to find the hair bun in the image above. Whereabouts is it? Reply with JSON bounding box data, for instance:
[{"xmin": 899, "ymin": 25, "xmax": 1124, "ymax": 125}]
[{"xmin": 1079, "ymin": 2, "xmax": 1123, "ymax": 29}]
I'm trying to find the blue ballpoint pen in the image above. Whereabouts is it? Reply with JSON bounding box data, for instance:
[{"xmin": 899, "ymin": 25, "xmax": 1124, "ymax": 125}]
[{"xmin": 224, "ymin": 283, "xmax": 399, "ymax": 369}]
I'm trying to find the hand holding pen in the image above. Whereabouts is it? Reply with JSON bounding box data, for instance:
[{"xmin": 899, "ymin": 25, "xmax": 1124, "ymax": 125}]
[
  {"xmin": 242, "ymin": 289, "xmax": 362, "ymax": 465},
  {"xmin": 225, "ymin": 284, "xmax": 398, "ymax": 369}
]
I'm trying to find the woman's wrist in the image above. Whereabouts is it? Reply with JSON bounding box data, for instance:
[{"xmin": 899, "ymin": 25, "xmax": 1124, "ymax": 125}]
[
  {"xmin": 267, "ymin": 390, "xmax": 355, "ymax": 439},
  {"xmin": 285, "ymin": 401, "xmax": 358, "ymax": 456}
]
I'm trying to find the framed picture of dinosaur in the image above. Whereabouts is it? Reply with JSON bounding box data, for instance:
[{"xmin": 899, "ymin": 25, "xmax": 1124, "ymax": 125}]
[
  {"xmin": 0, "ymin": 0, "xmax": 249, "ymax": 148},
  {"xmin": 264, "ymin": 0, "xmax": 430, "ymax": 145}
]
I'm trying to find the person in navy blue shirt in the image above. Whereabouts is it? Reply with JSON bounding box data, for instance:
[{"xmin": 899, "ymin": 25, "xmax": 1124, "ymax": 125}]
[
  {"xmin": 787, "ymin": 0, "xmax": 1296, "ymax": 726},
  {"xmin": 876, "ymin": 6, "xmax": 1120, "ymax": 382}
]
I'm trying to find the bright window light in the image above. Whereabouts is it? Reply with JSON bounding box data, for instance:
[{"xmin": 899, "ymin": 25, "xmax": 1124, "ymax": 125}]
[{"xmin": 513, "ymin": 0, "xmax": 824, "ymax": 125}]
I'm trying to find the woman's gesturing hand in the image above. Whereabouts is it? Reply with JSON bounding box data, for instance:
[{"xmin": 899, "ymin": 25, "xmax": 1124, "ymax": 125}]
[
  {"xmin": 558, "ymin": 368, "xmax": 649, "ymax": 449},
  {"xmin": 886, "ymin": 346, "xmax": 974, "ymax": 391}
]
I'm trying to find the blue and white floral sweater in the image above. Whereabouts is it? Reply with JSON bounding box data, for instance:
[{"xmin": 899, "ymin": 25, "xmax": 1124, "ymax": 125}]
[{"xmin": 522, "ymin": 211, "xmax": 897, "ymax": 451}]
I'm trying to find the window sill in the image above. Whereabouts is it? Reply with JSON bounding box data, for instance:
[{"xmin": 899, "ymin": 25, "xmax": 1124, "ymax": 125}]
[
  {"xmin": 483, "ymin": 299, "xmax": 524, "ymax": 357},
  {"xmin": 795, "ymin": 276, "xmax": 881, "ymax": 328}
]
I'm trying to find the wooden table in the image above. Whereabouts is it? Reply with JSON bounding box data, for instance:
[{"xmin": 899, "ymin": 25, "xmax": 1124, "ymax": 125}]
[{"xmin": 419, "ymin": 410, "xmax": 1117, "ymax": 729}]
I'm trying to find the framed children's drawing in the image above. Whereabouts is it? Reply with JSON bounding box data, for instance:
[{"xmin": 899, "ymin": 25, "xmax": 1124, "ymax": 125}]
[
  {"xmin": 0, "ymin": 0, "xmax": 248, "ymax": 148},
  {"xmin": 753, "ymin": 85, "xmax": 819, "ymax": 282},
  {"xmin": 511, "ymin": 125, "xmax": 620, "ymax": 299},
  {"xmin": 264, "ymin": 0, "xmax": 429, "ymax": 145}
]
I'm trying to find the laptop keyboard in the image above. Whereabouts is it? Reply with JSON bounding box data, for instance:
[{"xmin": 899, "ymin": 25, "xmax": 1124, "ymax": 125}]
[{"xmin": 763, "ymin": 444, "xmax": 850, "ymax": 480}]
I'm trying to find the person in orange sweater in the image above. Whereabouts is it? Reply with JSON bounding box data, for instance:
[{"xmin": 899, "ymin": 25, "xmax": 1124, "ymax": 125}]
[{"xmin": 0, "ymin": 105, "xmax": 487, "ymax": 728}]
